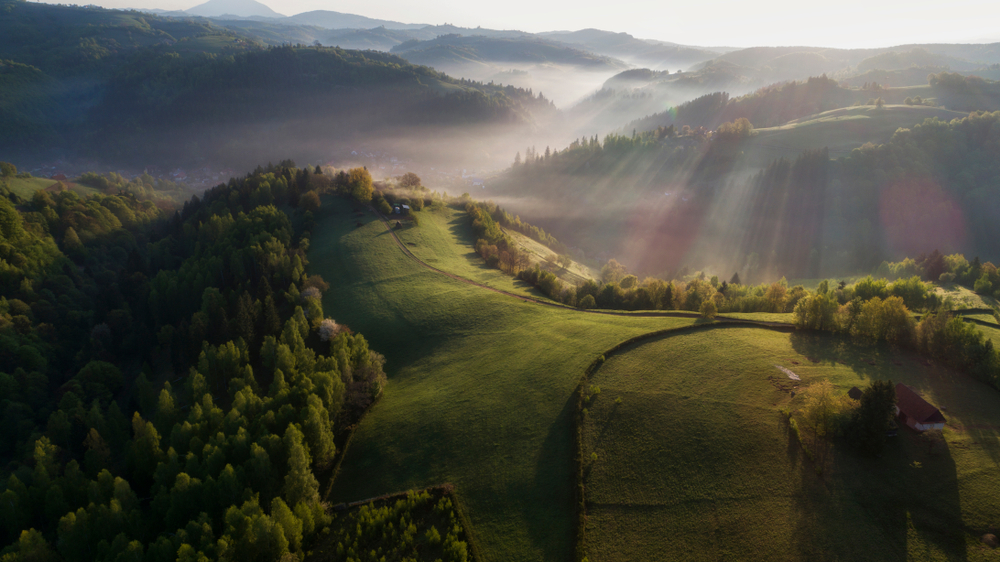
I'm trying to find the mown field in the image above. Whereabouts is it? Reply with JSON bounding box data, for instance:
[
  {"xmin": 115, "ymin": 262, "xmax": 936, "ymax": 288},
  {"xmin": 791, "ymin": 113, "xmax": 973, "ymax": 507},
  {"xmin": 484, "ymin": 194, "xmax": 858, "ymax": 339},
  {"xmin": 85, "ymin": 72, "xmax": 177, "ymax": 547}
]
[
  {"xmin": 308, "ymin": 195, "xmax": 698, "ymax": 562},
  {"xmin": 582, "ymin": 326, "xmax": 1000, "ymax": 561}
]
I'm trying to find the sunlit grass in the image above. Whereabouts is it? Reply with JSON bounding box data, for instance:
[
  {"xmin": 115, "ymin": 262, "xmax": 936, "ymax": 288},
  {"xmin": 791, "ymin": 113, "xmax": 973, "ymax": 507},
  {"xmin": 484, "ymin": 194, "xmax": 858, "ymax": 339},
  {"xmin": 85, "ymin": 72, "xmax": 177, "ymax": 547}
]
[
  {"xmin": 309, "ymin": 195, "xmax": 697, "ymax": 562},
  {"xmin": 582, "ymin": 327, "xmax": 1000, "ymax": 561},
  {"xmin": 3, "ymin": 177, "xmax": 99, "ymax": 199},
  {"xmin": 747, "ymin": 105, "xmax": 967, "ymax": 164}
]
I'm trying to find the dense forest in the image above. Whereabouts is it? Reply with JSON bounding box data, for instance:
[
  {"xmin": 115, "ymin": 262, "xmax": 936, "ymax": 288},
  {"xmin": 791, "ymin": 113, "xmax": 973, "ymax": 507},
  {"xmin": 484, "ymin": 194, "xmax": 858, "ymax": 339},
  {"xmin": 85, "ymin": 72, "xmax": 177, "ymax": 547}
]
[{"xmin": 0, "ymin": 164, "xmax": 477, "ymax": 561}]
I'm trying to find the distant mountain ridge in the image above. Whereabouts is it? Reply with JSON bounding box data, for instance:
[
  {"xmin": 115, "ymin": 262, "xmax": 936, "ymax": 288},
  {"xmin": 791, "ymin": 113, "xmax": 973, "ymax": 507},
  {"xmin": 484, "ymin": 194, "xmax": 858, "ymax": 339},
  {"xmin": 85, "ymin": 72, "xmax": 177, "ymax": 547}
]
[{"xmin": 185, "ymin": 0, "xmax": 285, "ymax": 18}]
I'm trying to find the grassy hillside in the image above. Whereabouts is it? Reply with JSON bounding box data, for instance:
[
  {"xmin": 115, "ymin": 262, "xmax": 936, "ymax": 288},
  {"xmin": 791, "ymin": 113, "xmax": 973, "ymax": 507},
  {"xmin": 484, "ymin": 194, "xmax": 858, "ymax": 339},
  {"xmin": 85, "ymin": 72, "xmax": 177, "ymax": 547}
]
[
  {"xmin": 309, "ymin": 195, "xmax": 698, "ymax": 562},
  {"xmin": 583, "ymin": 326, "xmax": 1000, "ymax": 561},
  {"xmin": 746, "ymin": 104, "xmax": 968, "ymax": 163},
  {"xmin": 1, "ymin": 176, "xmax": 101, "ymax": 199}
]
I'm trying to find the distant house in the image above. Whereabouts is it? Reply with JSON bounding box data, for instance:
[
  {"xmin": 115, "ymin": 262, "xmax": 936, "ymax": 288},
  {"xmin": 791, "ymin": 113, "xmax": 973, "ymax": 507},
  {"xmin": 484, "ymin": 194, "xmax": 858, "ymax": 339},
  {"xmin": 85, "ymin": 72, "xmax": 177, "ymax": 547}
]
[
  {"xmin": 51, "ymin": 173, "xmax": 67, "ymax": 181},
  {"xmin": 894, "ymin": 383, "xmax": 945, "ymax": 432},
  {"xmin": 848, "ymin": 386, "xmax": 863, "ymax": 400},
  {"xmin": 401, "ymin": 204, "xmax": 410, "ymax": 211}
]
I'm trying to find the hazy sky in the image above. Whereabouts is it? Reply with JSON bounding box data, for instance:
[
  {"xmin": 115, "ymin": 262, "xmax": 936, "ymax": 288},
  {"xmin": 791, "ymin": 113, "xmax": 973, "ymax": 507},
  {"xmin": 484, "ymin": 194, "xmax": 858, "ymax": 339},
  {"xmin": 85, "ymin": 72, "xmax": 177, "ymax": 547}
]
[{"xmin": 37, "ymin": 0, "xmax": 1000, "ymax": 48}]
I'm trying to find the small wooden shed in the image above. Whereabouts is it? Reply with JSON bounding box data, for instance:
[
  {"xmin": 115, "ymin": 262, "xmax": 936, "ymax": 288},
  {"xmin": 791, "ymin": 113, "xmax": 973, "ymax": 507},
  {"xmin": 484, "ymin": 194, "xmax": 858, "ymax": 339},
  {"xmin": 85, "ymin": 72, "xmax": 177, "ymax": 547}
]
[{"xmin": 894, "ymin": 383, "xmax": 945, "ymax": 432}]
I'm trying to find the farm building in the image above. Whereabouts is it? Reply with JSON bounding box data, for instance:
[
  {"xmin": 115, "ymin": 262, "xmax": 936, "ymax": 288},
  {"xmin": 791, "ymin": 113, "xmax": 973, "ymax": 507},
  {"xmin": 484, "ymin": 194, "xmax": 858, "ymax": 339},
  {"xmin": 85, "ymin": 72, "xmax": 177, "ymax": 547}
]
[
  {"xmin": 894, "ymin": 383, "xmax": 945, "ymax": 432},
  {"xmin": 848, "ymin": 386, "xmax": 863, "ymax": 400}
]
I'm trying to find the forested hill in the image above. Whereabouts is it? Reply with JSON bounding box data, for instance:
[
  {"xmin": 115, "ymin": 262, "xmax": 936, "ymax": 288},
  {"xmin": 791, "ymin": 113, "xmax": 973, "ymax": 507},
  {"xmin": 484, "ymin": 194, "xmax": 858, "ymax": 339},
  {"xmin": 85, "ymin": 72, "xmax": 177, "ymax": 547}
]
[
  {"xmin": 0, "ymin": 0, "xmax": 555, "ymax": 168},
  {"xmin": 493, "ymin": 110, "xmax": 1000, "ymax": 279},
  {"xmin": 87, "ymin": 45, "xmax": 554, "ymax": 166},
  {"xmin": 621, "ymin": 73, "xmax": 1000, "ymax": 135},
  {"xmin": 390, "ymin": 34, "xmax": 628, "ymax": 70},
  {"xmin": 0, "ymin": 163, "xmax": 431, "ymax": 560}
]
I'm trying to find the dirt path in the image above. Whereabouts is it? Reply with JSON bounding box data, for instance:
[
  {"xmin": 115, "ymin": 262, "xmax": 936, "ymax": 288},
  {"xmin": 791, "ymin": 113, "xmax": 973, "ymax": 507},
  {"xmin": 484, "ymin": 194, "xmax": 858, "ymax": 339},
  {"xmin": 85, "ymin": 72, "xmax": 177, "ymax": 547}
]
[{"xmin": 372, "ymin": 209, "xmax": 794, "ymax": 328}]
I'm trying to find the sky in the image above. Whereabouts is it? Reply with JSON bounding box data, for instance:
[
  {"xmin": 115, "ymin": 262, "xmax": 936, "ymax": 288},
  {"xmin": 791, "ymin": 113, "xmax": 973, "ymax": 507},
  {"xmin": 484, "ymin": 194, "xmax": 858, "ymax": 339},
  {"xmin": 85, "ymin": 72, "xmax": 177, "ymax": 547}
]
[{"xmin": 36, "ymin": 0, "xmax": 1000, "ymax": 49}]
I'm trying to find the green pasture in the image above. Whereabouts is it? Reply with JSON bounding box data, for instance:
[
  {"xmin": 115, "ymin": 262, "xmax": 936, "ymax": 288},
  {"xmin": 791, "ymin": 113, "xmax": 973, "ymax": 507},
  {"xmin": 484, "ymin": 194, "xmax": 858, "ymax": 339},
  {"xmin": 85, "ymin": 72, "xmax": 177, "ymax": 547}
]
[
  {"xmin": 747, "ymin": 105, "xmax": 967, "ymax": 165},
  {"xmin": 505, "ymin": 227, "xmax": 601, "ymax": 286},
  {"xmin": 934, "ymin": 283, "xmax": 998, "ymax": 310},
  {"xmin": 309, "ymin": 196, "xmax": 697, "ymax": 562},
  {"xmin": 390, "ymin": 203, "xmax": 543, "ymax": 299},
  {"xmin": 582, "ymin": 326, "xmax": 1000, "ymax": 561},
  {"xmin": 2, "ymin": 176, "xmax": 98, "ymax": 199},
  {"xmin": 399, "ymin": 202, "xmax": 598, "ymax": 288}
]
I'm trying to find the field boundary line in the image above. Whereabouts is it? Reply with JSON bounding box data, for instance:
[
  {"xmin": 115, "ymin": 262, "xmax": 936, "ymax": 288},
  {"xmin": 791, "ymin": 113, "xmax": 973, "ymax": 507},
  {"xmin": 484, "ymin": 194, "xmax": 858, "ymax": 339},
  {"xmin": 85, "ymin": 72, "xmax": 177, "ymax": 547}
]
[{"xmin": 570, "ymin": 321, "xmax": 793, "ymax": 561}]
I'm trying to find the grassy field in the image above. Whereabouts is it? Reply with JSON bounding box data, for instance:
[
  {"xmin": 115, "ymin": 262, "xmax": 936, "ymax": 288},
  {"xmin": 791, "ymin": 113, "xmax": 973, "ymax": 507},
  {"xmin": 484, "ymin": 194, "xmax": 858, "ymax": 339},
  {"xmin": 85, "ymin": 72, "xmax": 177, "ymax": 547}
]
[
  {"xmin": 309, "ymin": 196, "xmax": 698, "ymax": 562},
  {"xmin": 394, "ymin": 202, "xmax": 598, "ymax": 290},
  {"xmin": 582, "ymin": 326, "xmax": 1000, "ymax": 561},
  {"xmin": 389, "ymin": 203, "xmax": 543, "ymax": 299},
  {"xmin": 746, "ymin": 105, "xmax": 967, "ymax": 165},
  {"xmin": 3, "ymin": 176, "xmax": 58, "ymax": 198},
  {"xmin": 2, "ymin": 176, "xmax": 99, "ymax": 199},
  {"xmin": 503, "ymin": 228, "xmax": 601, "ymax": 286},
  {"xmin": 934, "ymin": 283, "xmax": 999, "ymax": 310}
]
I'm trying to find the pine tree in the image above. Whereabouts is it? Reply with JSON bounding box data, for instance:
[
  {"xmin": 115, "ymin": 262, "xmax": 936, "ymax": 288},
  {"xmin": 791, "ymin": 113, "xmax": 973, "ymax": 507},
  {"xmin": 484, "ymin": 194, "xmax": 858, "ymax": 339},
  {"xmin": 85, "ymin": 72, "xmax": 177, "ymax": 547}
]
[{"xmin": 282, "ymin": 425, "xmax": 318, "ymax": 507}]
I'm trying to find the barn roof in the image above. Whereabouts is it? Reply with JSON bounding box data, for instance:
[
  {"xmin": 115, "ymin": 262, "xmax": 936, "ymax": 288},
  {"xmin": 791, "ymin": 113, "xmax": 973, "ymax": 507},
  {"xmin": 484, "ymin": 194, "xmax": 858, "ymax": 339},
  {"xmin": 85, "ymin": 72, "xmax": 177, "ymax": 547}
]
[{"xmin": 895, "ymin": 383, "xmax": 946, "ymax": 424}]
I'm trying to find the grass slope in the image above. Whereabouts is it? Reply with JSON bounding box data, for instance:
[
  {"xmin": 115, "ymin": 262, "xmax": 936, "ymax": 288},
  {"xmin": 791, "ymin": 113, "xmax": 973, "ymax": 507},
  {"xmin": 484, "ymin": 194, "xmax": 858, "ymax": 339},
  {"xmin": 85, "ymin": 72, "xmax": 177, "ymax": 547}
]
[
  {"xmin": 583, "ymin": 326, "xmax": 1000, "ymax": 561},
  {"xmin": 309, "ymin": 197, "xmax": 697, "ymax": 562},
  {"xmin": 747, "ymin": 105, "xmax": 967, "ymax": 164},
  {"xmin": 396, "ymin": 203, "xmax": 598, "ymax": 288},
  {"xmin": 2, "ymin": 177, "xmax": 98, "ymax": 199}
]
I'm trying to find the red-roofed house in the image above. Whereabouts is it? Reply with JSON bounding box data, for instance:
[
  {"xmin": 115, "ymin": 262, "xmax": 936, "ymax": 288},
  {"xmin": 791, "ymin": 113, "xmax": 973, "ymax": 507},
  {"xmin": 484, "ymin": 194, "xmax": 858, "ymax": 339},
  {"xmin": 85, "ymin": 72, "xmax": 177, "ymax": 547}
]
[{"xmin": 895, "ymin": 383, "xmax": 945, "ymax": 432}]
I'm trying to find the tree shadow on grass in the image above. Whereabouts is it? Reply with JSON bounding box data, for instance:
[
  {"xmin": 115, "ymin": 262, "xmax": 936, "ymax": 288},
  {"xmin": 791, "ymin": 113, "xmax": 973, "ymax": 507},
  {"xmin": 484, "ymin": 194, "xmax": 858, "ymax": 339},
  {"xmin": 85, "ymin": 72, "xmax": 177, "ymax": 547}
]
[
  {"xmin": 790, "ymin": 331, "xmax": 1000, "ymax": 465},
  {"xmin": 790, "ymin": 417, "xmax": 968, "ymax": 561},
  {"xmin": 511, "ymin": 392, "xmax": 578, "ymax": 562}
]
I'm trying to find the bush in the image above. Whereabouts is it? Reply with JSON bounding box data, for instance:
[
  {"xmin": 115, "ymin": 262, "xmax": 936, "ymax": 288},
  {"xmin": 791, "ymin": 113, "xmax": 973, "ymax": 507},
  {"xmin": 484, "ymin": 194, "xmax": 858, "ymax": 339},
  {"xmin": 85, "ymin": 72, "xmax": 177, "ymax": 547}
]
[
  {"xmin": 793, "ymin": 293, "xmax": 839, "ymax": 330},
  {"xmin": 888, "ymin": 276, "xmax": 929, "ymax": 310},
  {"xmin": 975, "ymin": 274, "xmax": 993, "ymax": 295},
  {"xmin": 699, "ymin": 299, "xmax": 717, "ymax": 319},
  {"xmin": 578, "ymin": 294, "xmax": 596, "ymax": 310},
  {"xmin": 0, "ymin": 162, "xmax": 16, "ymax": 178},
  {"xmin": 850, "ymin": 296, "xmax": 914, "ymax": 344},
  {"xmin": 299, "ymin": 191, "xmax": 321, "ymax": 212}
]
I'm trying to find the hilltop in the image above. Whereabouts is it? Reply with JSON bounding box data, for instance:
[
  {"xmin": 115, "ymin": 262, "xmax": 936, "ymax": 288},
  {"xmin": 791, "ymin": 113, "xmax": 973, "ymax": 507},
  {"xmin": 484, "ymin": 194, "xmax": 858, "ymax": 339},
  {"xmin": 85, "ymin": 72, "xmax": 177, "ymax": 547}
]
[{"xmin": 185, "ymin": 0, "xmax": 285, "ymax": 18}]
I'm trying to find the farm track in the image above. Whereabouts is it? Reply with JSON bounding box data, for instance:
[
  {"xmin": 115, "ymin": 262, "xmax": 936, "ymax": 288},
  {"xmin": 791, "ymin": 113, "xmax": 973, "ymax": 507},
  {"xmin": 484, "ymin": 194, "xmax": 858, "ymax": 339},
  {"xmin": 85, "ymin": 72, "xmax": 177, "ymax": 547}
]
[{"xmin": 372, "ymin": 209, "xmax": 794, "ymax": 328}]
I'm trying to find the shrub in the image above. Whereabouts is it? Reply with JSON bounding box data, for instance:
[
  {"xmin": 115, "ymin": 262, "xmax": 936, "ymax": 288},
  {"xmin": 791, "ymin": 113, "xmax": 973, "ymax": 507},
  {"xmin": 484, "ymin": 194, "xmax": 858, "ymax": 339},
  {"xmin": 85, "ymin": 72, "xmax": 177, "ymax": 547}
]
[
  {"xmin": 975, "ymin": 274, "xmax": 993, "ymax": 295},
  {"xmin": 888, "ymin": 276, "xmax": 929, "ymax": 310},
  {"xmin": 793, "ymin": 293, "xmax": 839, "ymax": 330},
  {"xmin": 578, "ymin": 294, "xmax": 596, "ymax": 310},
  {"xmin": 699, "ymin": 299, "xmax": 717, "ymax": 319}
]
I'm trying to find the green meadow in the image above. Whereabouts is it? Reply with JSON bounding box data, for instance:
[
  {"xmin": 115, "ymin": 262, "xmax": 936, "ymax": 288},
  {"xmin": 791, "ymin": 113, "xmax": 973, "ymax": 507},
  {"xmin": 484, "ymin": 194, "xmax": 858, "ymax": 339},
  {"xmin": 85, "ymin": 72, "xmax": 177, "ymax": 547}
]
[
  {"xmin": 748, "ymin": 105, "xmax": 967, "ymax": 163},
  {"xmin": 582, "ymin": 327, "xmax": 1000, "ymax": 561},
  {"xmin": 309, "ymin": 195, "xmax": 1000, "ymax": 562},
  {"xmin": 309, "ymin": 196, "xmax": 696, "ymax": 562}
]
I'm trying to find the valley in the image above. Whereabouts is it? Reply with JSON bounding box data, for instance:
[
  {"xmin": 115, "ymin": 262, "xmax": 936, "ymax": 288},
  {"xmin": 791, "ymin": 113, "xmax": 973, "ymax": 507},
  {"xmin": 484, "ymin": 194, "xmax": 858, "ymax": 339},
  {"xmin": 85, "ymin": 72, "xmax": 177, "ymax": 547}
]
[{"xmin": 4, "ymin": 0, "xmax": 1000, "ymax": 560}]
